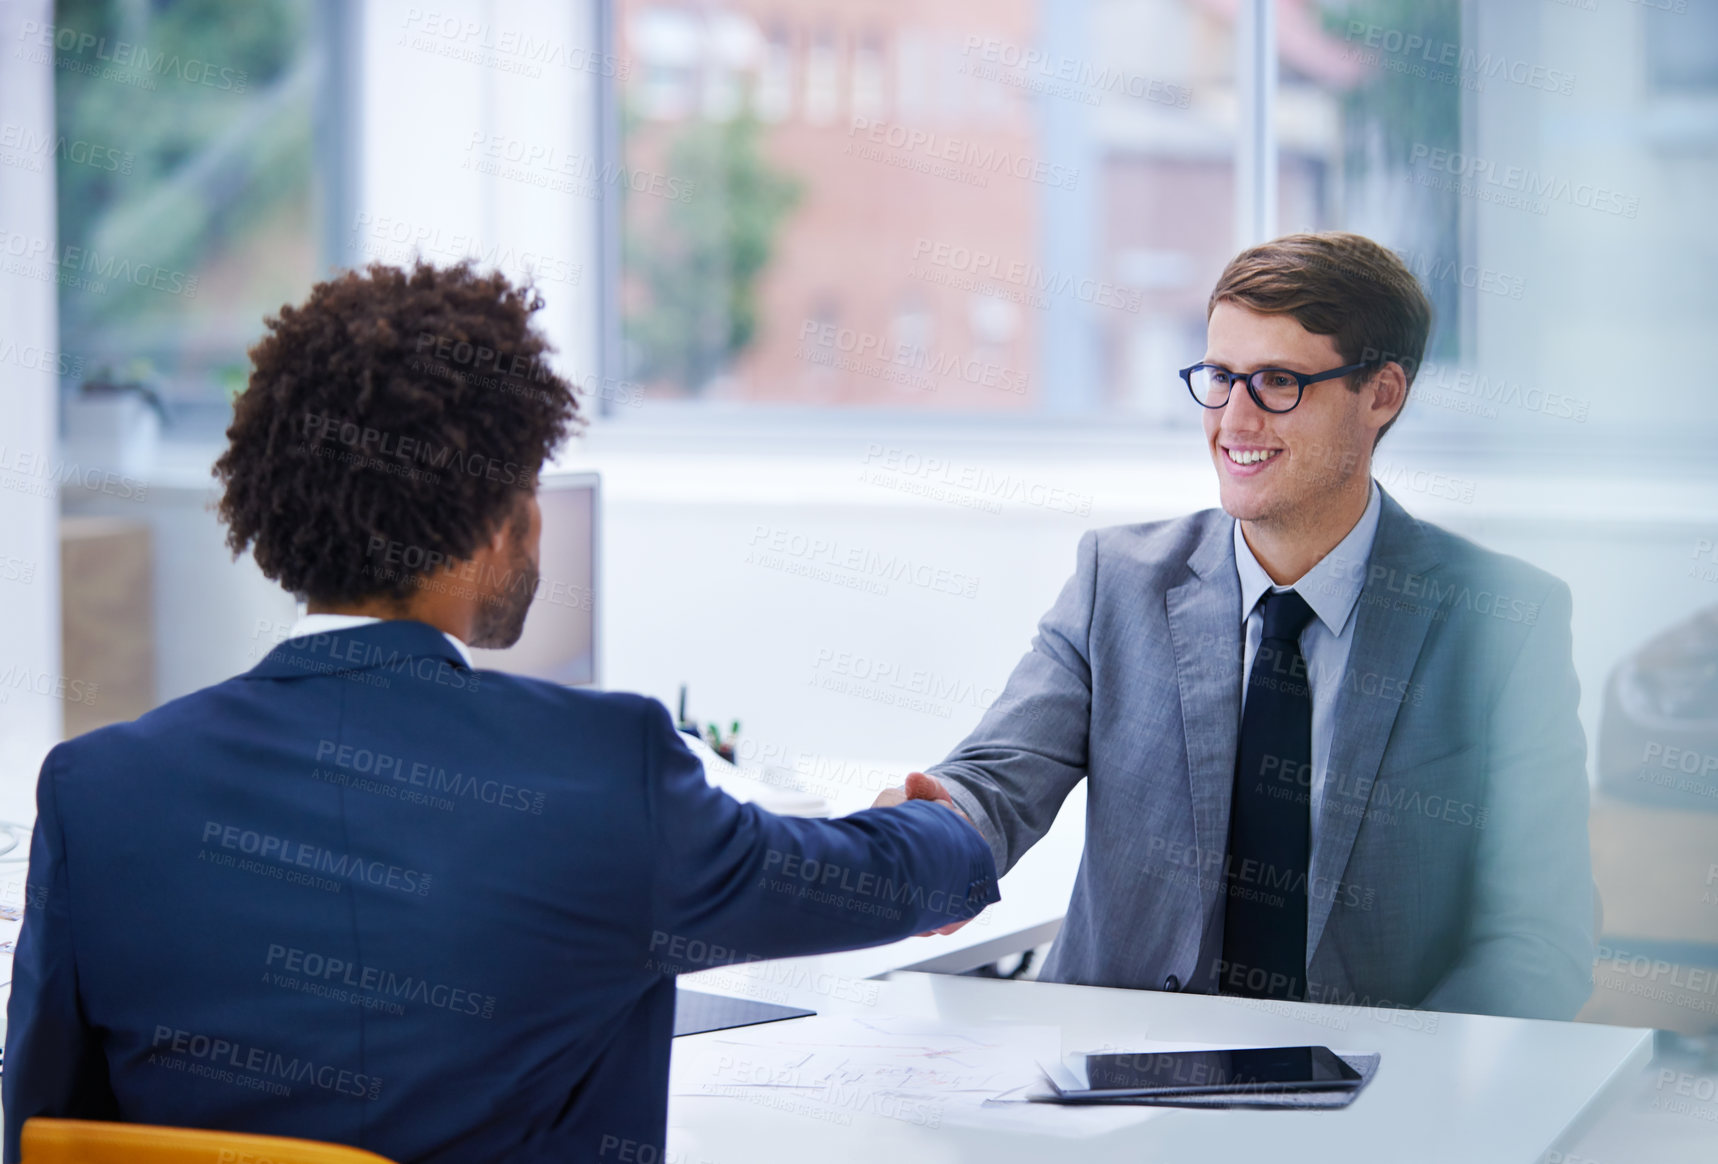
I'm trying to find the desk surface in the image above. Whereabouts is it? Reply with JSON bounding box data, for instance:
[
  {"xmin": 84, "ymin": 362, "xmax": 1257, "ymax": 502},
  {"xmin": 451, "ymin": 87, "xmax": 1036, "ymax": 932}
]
[{"xmin": 668, "ymin": 971, "xmax": 1653, "ymax": 1164}]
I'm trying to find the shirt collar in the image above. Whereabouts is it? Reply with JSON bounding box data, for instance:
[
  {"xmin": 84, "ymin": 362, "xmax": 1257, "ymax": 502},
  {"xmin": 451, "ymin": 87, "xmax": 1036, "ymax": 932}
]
[
  {"xmin": 1233, "ymin": 478, "xmax": 1382, "ymax": 638},
  {"xmin": 288, "ymin": 613, "xmax": 476, "ymax": 669}
]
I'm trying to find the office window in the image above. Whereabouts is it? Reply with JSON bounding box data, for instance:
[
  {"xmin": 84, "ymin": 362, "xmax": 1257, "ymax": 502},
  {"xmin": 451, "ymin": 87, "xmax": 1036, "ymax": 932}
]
[
  {"xmin": 48, "ymin": 0, "xmax": 317, "ymax": 424},
  {"xmin": 1299, "ymin": 0, "xmax": 1716, "ymax": 446},
  {"xmin": 803, "ymin": 28, "xmax": 840, "ymax": 126},
  {"xmin": 614, "ymin": 0, "xmax": 1236, "ymax": 414},
  {"xmin": 894, "ymin": 29, "xmax": 931, "ymax": 122},
  {"xmin": 1297, "ymin": 0, "xmax": 1462, "ymax": 359},
  {"xmin": 612, "ymin": 0, "xmax": 1713, "ymax": 445},
  {"xmin": 1644, "ymin": 2, "xmax": 1718, "ymax": 92},
  {"xmin": 635, "ymin": 6, "xmax": 701, "ymax": 120},
  {"xmin": 701, "ymin": 12, "xmax": 759, "ymax": 120},
  {"xmin": 851, "ymin": 33, "xmax": 888, "ymax": 123},
  {"xmin": 754, "ymin": 23, "xmax": 794, "ymax": 122}
]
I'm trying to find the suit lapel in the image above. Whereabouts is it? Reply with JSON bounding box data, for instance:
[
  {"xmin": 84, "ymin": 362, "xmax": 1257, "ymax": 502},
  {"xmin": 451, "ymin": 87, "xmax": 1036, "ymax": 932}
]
[
  {"xmin": 1305, "ymin": 488, "xmax": 1443, "ymax": 960},
  {"xmin": 1165, "ymin": 513, "xmax": 1243, "ymax": 923}
]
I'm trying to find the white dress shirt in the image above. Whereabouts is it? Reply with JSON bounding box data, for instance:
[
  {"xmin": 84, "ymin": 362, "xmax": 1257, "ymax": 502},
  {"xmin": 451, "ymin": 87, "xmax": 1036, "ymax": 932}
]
[
  {"xmin": 286, "ymin": 613, "xmax": 476, "ymax": 669},
  {"xmin": 1232, "ymin": 479, "xmax": 1382, "ymax": 857}
]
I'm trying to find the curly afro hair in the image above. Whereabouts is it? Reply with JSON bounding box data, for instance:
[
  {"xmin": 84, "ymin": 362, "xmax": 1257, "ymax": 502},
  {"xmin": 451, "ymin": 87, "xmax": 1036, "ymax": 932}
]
[{"xmin": 216, "ymin": 260, "xmax": 581, "ymax": 605}]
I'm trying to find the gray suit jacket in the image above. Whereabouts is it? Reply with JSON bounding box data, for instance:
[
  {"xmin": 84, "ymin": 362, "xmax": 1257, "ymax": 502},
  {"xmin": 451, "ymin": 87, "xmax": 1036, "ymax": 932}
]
[{"xmin": 932, "ymin": 486, "xmax": 1594, "ymax": 1020}]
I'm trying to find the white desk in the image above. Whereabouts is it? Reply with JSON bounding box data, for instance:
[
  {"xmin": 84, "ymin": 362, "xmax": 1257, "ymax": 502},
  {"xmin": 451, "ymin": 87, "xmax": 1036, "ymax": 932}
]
[
  {"xmin": 678, "ymin": 756, "xmax": 1653, "ymax": 1161},
  {"xmin": 668, "ymin": 971, "xmax": 1653, "ymax": 1164}
]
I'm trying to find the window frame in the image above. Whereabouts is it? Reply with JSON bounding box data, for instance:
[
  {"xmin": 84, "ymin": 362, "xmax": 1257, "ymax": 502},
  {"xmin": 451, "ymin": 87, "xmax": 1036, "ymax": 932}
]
[{"xmin": 589, "ymin": 0, "xmax": 1452, "ymax": 452}]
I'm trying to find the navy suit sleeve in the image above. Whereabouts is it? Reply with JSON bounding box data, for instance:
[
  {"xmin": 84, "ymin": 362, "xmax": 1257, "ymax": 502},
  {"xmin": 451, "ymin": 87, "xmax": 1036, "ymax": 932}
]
[
  {"xmin": 4, "ymin": 748, "xmax": 118, "ymax": 1164},
  {"xmin": 639, "ymin": 699, "xmax": 999, "ymax": 973}
]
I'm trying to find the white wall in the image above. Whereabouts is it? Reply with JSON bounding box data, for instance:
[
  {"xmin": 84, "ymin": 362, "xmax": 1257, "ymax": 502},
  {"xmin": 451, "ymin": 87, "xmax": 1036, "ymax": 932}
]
[
  {"xmin": 0, "ymin": 0, "xmax": 64, "ymax": 823},
  {"xmin": 563, "ymin": 429, "xmax": 1717, "ymax": 785}
]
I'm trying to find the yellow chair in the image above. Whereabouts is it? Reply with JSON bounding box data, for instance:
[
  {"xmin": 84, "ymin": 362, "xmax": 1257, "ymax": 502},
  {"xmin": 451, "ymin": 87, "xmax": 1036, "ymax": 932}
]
[{"xmin": 21, "ymin": 1117, "xmax": 399, "ymax": 1163}]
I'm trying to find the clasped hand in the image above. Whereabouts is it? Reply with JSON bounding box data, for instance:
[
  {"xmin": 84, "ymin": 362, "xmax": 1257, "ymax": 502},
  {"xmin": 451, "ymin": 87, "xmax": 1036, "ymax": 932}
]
[{"xmin": 872, "ymin": 771, "xmax": 981, "ymax": 938}]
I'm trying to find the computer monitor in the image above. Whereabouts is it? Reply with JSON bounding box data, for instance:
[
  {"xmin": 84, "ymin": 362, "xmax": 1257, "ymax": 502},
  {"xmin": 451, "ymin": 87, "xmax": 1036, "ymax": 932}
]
[{"xmin": 469, "ymin": 471, "xmax": 599, "ymax": 686}]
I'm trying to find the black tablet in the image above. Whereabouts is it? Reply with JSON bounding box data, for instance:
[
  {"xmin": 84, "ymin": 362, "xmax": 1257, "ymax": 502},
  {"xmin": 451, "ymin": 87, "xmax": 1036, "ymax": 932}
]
[{"xmin": 1080, "ymin": 1045, "xmax": 1363, "ymax": 1097}]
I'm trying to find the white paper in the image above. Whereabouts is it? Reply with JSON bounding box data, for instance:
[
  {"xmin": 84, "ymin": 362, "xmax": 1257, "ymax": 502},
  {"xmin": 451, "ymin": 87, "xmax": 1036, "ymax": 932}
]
[{"xmin": 671, "ymin": 1014, "xmax": 1172, "ymax": 1136}]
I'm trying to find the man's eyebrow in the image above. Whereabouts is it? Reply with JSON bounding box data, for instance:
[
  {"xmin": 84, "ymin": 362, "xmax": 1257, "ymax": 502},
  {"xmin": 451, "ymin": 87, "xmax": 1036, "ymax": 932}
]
[{"xmin": 1202, "ymin": 357, "xmax": 1307, "ymax": 370}]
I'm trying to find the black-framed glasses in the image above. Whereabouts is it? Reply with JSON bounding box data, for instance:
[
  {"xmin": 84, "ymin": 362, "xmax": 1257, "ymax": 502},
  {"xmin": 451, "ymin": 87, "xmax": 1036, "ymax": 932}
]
[{"xmin": 1180, "ymin": 361, "xmax": 1374, "ymax": 414}]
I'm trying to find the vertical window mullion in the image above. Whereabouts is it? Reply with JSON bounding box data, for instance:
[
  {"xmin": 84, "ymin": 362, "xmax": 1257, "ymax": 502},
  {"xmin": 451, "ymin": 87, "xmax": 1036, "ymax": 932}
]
[
  {"xmin": 596, "ymin": 0, "xmax": 622, "ymax": 420},
  {"xmin": 1234, "ymin": 0, "xmax": 1278, "ymax": 248}
]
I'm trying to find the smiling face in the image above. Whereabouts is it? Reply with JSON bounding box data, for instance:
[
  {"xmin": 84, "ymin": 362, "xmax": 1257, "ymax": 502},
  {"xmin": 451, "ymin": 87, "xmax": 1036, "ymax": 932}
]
[{"xmin": 1201, "ymin": 301, "xmax": 1390, "ymax": 536}]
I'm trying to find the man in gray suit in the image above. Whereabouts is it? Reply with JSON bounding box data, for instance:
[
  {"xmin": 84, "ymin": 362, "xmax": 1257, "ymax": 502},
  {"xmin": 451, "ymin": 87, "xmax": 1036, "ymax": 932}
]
[{"xmin": 881, "ymin": 232, "xmax": 1593, "ymax": 1020}]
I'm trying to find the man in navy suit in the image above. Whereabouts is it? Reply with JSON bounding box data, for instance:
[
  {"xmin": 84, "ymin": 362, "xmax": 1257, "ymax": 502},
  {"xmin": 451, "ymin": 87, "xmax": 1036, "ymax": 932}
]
[{"xmin": 3, "ymin": 261, "xmax": 997, "ymax": 1163}]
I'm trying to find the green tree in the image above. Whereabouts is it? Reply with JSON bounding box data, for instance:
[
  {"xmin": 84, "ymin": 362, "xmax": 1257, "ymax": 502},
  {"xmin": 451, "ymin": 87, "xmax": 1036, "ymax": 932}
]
[
  {"xmin": 53, "ymin": 0, "xmax": 310, "ymax": 337},
  {"xmin": 623, "ymin": 109, "xmax": 802, "ymax": 394},
  {"xmin": 1319, "ymin": 0, "xmax": 1462, "ymax": 360}
]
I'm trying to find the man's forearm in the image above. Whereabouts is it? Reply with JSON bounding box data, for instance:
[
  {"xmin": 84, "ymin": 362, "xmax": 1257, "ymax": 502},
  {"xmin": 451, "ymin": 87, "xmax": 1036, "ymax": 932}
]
[
  {"xmin": 1419, "ymin": 931, "xmax": 1593, "ymax": 1020},
  {"xmin": 926, "ymin": 765, "xmax": 1011, "ymax": 873}
]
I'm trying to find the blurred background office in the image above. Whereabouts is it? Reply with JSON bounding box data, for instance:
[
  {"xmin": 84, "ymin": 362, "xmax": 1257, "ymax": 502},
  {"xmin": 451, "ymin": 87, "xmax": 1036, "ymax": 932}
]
[{"xmin": 1, "ymin": 0, "xmax": 1715, "ymax": 1047}]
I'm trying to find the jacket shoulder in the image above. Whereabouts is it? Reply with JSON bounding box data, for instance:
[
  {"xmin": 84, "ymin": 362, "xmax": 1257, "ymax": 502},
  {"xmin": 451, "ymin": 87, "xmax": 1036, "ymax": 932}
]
[
  {"xmin": 1087, "ymin": 507, "xmax": 1228, "ymax": 575},
  {"xmin": 463, "ymin": 671, "xmax": 668, "ymax": 735},
  {"xmin": 48, "ymin": 672, "xmax": 664, "ymax": 785},
  {"xmin": 464, "ymin": 669, "xmax": 656, "ymax": 714},
  {"xmin": 1412, "ymin": 513, "xmax": 1568, "ymax": 601},
  {"xmin": 47, "ymin": 677, "xmax": 248, "ymax": 765}
]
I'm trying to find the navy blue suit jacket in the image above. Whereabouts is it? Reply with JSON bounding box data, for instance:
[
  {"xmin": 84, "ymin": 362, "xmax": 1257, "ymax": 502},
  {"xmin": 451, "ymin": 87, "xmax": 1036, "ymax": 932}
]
[{"xmin": 3, "ymin": 620, "xmax": 998, "ymax": 1162}]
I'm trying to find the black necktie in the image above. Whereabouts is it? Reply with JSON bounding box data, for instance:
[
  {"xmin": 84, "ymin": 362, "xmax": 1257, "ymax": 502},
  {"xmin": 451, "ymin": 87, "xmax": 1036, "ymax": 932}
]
[{"xmin": 1221, "ymin": 588, "xmax": 1317, "ymax": 1001}]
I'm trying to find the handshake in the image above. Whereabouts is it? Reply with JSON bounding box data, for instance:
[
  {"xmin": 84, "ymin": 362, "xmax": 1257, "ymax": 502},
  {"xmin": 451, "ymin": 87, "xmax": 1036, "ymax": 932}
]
[{"xmin": 871, "ymin": 771, "xmax": 981, "ymax": 938}]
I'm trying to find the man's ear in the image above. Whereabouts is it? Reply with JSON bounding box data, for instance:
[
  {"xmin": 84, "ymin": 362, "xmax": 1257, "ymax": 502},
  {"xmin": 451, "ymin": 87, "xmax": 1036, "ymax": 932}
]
[
  {"xmin": 485, "ymin": 494, "xmax": 528, "ymax": 556},
  {"xmin": 1369, "ymin": 362, "xmax": 1409, "ymax": 431}
]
